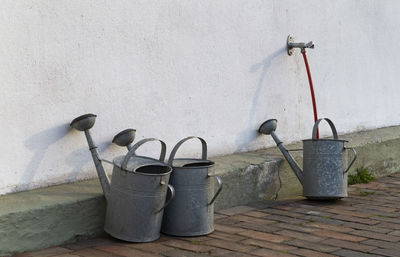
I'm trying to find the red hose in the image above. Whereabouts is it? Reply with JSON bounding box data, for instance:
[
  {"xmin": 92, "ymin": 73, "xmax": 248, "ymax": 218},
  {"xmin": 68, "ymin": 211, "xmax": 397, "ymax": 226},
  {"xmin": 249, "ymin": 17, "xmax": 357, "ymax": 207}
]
[{"xmin": 302, "ymin": 50, "xmax": 319, "ymax": 138}]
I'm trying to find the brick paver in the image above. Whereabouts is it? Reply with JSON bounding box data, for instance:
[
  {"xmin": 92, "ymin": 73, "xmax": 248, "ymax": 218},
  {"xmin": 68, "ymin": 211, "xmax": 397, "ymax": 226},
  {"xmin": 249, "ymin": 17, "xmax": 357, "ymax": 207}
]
[
  {"xmin": 161, "ymin": 239, "xmax": 215, "ymax": 253},
  {"xmin": 233, "ymin": 221, "xmax": 281, "ymax": 233},
  {"xmin": 13, "ymin": 173, "xmax": 400, "ymax": 257},
  {"xmin": 241, "ymin": 239, "xmax": 297, "ymax": 252},
  {"xmin": 322, "ymin": 238, "xmax": 377, "ymax": 252},
  {"xmin": 285, "ymin": 239, "xmax": 340, "ymax": 253}
]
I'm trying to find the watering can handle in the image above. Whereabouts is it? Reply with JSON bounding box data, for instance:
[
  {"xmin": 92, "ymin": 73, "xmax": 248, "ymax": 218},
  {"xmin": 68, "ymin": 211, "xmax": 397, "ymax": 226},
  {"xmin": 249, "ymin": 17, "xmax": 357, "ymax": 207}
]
[
  {"xmin": 344, "ymin": 147, "xmax": 357, "ymax": 174},
  {"xmin": 208, "ymin": 175, "xmax": 223, "ymax": 205},
  {"xmin": 312, "ymin": 118, "xmax": 339, "ymax": 140},
  {"xmin": 168, "ymin": 136, "xmax": 207, "ymax": 166},
  {"xmin": 122, "ymin": 138, "xmax": 167, "ymax": 170},
  {"xmin": 155, "ymin": 184, "xmax": 175, "ymax": 213}
]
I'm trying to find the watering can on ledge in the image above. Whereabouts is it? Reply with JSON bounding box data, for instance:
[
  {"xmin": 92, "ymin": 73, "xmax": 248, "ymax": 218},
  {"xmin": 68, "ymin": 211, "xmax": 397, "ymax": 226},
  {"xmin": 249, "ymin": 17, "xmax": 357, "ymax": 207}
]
[
  {"xmin": 112, "ymin": 130, "xmax": 223, "ymax": 236},
  {"xmin": 70, "ymin": 114, "xmax": 175, "ymax": 242},
  {"xmin": 258, "ymin": 118, "xmax": 357, "ymax": 200}
]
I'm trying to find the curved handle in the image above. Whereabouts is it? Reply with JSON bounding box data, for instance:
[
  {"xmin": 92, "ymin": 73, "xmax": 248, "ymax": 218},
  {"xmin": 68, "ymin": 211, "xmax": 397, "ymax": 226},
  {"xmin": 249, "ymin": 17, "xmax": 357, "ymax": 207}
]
[
  {"xmin": 344, "ymin": 147, "xmax": 357, "ymax": 175},
  {"xmin": 100, "ymin": 158, "xmax": 114, "ymax": 165},
  {"xmin": 287, "ymin": 148, "xmax": 304, "ymax": 152},
  {"xmin": 208, "ymin": 175, "xmax": 223, "ymax": 205},
  {"xmin": 312, "ymin": 118, "xmax": 339, "ymax": 140},
  {"xmin": 168, "ymin": 136, "xmax": 207, "ymax": 166},
  {"xmin": 156, "ymin": 184, "xmax": 175, "ymax": 213},
  {"xmin": 122, "ymin": 138, "xmax": 166, "ymax": 170}
]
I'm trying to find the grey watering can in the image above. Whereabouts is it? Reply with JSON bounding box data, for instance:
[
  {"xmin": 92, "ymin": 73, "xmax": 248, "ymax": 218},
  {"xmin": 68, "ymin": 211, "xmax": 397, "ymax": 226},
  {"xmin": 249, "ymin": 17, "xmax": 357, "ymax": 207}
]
[
  {"xmin": 70, "ymin": 114, "xmax": 175, "ymax": 242},
  {"xmin": 259, "ymin": 118, "xmax": 357, "ymax": 199},
  {"xmin": 161, "ymin": 136, "xmax": 223, "ymax": 236}
]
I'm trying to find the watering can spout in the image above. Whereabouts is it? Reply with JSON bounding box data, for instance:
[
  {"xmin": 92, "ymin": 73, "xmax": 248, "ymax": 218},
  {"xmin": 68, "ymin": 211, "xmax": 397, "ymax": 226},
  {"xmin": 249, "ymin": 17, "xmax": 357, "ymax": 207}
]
[
  {"xmin": 70, "ymin": 114, "xmax": 111, "ymax": 199},
  {"xmin": 112, "ymin": 128, "xmax": 136, "ymax": 150},
  {"xmin": 259, "ymin": 119, "xmax": 304, "ymax": 184}
]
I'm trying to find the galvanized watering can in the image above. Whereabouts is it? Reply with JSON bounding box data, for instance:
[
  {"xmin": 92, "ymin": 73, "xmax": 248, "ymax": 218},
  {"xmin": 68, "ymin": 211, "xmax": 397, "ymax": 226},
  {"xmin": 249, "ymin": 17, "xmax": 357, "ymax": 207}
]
[
  {"xmin": 70, "ymin": 114, "xmax": 175, "ymax": 242},
  {"xmin": 161, "ymin": 136, "xmax": 223, "ymax": 236},
  {"xmin": 259, "ymin": 118, "xmax": 357, "ymax": 200}
]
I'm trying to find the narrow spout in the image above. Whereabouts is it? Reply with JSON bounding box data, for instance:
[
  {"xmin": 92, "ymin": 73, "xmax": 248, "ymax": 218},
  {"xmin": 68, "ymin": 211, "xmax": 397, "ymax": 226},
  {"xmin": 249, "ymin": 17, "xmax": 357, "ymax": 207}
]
[
  {"xmin": 70, "ymin": 114, "xmax": 110, "ymax": 199},
  {"xmin": 271, "ymin": 131, "xmax": 303, "ymax": 184},
  {"xmin": 85, "ymin": 129, "xmax": 110, "ymax": 199},
  {"xmin": 84, "ymin": 130, "xmax": 111, "ymax": 199},
  {"xmin": 259, "ymin": 119, "xmax": 303, "ymax": 184}
]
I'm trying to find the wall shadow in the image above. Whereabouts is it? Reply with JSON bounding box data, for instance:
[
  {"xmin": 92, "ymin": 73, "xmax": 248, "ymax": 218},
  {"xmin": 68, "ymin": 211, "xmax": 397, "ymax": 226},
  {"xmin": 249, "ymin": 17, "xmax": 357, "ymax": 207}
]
[
  {"xmin": 65, "ymin": 140, "xmax": 114, "ymax": 182},
  {"xmin": 22, "ymin": 123, "xmax": 70, "ymax": 189},
  {"xmin": 23, "ymin": 123, "xmax": 115, "ymax": 190},
  {"xmin": 235, "ymin": 47, "xmax": 286, "ymax": 152}
]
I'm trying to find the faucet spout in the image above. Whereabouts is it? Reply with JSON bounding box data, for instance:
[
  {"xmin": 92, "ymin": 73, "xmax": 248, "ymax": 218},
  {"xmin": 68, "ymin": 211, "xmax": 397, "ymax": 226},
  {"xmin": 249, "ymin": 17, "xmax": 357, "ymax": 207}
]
[{"xmin": 287, "ymin": 35, "xmax": 314, "ymax": 56}]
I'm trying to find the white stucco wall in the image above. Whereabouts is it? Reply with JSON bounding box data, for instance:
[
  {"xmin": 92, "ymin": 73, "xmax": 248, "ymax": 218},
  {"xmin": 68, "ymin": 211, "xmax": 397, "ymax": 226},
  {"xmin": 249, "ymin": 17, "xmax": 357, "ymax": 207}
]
[{"xmin": 1, "ymin": 0, "xmax": 399, "ymax": 195}]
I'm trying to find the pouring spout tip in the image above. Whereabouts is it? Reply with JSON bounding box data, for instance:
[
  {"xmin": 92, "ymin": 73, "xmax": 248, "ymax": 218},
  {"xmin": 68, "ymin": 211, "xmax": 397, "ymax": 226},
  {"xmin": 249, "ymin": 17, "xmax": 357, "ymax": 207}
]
[
  {"xmin": 70, "ymin": 113, "xmax": 97, "ymax": 131},
  {"xmin": 258, "ymin": 119, "xmax": 278, "ymax": 135},
  {"xmin": 112, "ymin": 128, "xmax": 136, "ymax": 147}
]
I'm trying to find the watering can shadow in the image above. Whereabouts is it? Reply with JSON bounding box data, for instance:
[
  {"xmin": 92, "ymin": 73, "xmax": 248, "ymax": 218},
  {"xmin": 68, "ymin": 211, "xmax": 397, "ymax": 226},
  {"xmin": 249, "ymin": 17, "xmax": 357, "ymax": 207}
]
[
  {"xmin": 70, "ymin": 114, "xmax": 175, "ymax": 242},
  {"xmin": 259, "ymin": 118, "xmax": 357, "ymax": 200}
]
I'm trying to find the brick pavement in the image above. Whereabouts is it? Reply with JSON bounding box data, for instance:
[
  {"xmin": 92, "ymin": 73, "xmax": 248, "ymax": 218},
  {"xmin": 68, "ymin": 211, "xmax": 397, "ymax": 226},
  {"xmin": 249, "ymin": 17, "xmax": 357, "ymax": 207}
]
[{"xmin": 13, "ymin": 173, "xmax": 400, "ymax": 257}]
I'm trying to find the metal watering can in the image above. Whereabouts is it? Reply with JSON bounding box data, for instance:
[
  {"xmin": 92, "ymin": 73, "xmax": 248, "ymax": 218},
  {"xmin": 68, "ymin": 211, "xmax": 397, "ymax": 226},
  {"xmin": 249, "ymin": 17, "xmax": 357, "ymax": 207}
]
[
  {"xmin": 259, "ymin": 118, "xmax": 357, "ymax": 199},
  {"xmin": 161, "ymin": 136, "xmax": 223, "ymax": 236},
  {"xmin": 70, "ymin": 114, "xmax": 175, "ymax": 242}
]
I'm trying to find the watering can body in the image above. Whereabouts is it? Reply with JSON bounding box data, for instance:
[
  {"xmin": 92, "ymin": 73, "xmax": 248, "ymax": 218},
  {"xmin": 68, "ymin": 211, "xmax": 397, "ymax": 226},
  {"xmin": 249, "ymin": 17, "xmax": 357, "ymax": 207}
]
[
  {"xmin": 301, "ymin": 119, "xmax": 357, "ymax": 199},
  {"xmin": 104, "ymin": 139, "xmax": 175, "ymax": 242},
  {"xmin": 161, "ymin": 137, "xmax": 223, "ymax": 236},
  {"xmin": 302, "ymin": 138, "xmax": 348, "ymax": 199},
  {"xmin": 70, "ymin": 115, "xmax": 175, "ymax": 242}
]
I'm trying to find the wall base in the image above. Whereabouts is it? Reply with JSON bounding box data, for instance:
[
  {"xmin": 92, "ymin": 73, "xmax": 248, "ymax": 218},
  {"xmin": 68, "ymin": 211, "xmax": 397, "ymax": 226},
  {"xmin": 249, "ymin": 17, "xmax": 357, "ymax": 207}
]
[{"xmin": 1, "ymin": 125, "xmax": 399, "ymax": 255}]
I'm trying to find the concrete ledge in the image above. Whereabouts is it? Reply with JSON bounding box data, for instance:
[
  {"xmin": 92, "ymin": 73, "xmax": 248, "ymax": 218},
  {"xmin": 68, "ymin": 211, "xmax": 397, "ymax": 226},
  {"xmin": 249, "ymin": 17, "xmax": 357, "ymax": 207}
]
[
  {"xmin": 211, "ymin": 153, "xmax": 281, "ymax": 210},
  {"xmin": 0, "ymin": 180, "xmax": 106, "ymax": 256},
  {"xmin": 0, "ymin": 152, "xmax": 281, "ymax": 255},
  {"xmin": 1, "ymin": 125, "xmax": 400, "ymax": 255}
]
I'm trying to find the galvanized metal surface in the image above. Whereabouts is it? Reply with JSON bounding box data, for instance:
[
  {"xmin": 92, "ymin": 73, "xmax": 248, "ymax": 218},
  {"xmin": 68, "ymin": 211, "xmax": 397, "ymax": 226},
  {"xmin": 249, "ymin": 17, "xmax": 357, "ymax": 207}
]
[
  {"xmin": 104, "ymin": 138, "xmax": 174, "ymax": 242},
  {"xmin": 112, "ymin": 128, "xmax": 136, "ymax": 147},
  {"xmin": 259, "ymin": 118, "xmax": 357, "ymax": 200},
  {"xmin": 259, "ymin": 119, "xmax": 304, "ymax": 183},
  {"xmin": 70, "ymin": 114, "xmax": 111, "ymax": 199},
  {"xmin": 104, "ymin": 163, "xmax": 173, "ymax": 242},
  {"xmin": 302, "ymin": 118, "xmax": 357, "ymax": 199},
  {"xmin": 162, "ymin": 136, "xmax": 222, "ymax": 236},
  {"xmin": 120, "ymin": 138, "xmax": 168, "ymax": 172},
  {"xmin": 71, "ymin": 115, "xmax": 175, "ymax": 243}
]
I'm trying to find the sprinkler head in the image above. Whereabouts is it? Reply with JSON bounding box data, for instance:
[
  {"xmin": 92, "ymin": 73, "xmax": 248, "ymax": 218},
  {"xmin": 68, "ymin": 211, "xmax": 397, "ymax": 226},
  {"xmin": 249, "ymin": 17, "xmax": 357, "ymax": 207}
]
[
  {"xmin": 70, "ymin": 114, "xmax": 97, "ymax": 131},
  {"xmin": 112, "ymin": 128, "xmax": 136, "ymax": 147},
  {"xmin": 258, "ymin": 119, "xmax": 278, "ymax": 135}
]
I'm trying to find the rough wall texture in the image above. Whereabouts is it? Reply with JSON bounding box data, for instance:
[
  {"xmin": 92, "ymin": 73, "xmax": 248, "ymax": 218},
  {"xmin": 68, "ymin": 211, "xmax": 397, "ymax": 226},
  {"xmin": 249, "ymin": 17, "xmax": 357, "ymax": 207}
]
[{"xmin": 1, "ymin": 1, "xmax": 400, "ymax": 194}]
